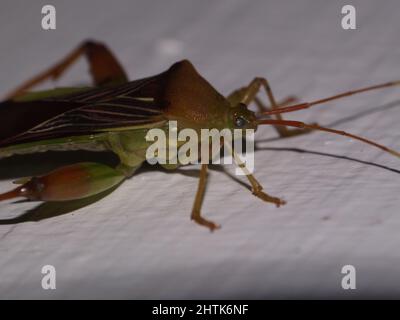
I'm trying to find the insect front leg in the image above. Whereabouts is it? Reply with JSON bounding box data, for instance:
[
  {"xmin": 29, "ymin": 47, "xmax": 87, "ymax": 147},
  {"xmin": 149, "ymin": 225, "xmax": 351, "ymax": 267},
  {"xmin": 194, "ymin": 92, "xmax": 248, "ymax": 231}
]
[
  {"xmin": 191, "ymin": 164, "xmax": 221, "ymax": 231},
  {"xmin": 227, "ymin": 77, "xmax": 316, "ymax": 138},
  {"xmin": 0, "ymin": 162, "xmax": 135, "ymax": 202},
  {"xmin": 5, "ymin": 40, "xmax": 128, "ymax": 99}
]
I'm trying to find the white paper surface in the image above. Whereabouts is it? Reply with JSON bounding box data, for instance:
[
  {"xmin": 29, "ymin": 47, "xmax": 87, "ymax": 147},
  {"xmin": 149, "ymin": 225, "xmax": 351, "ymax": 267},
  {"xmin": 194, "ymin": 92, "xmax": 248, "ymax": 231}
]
[{"xmin": 0, "ymin": 0, "xmax": 399, "ymax": 299}]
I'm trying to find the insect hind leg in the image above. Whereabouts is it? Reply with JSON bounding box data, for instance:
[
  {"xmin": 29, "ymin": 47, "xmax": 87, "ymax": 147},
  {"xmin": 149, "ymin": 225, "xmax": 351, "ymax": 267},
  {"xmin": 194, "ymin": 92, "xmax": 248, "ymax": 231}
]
[
  {"xmin": 0, "ymin": 162, "xmax": 131, "ymax": 203},
  {"xmin": 5, "ymin": 40, "xmax": 128, "ymax": 100}
]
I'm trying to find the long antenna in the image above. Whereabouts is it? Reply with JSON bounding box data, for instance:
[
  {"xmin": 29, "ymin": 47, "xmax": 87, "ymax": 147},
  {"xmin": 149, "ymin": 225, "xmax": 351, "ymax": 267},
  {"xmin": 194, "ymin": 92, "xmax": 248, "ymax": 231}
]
[
  {"xmin": 257, "ymin": 119, "xmax": 400, "ymax": 159},
  {"xmin": 258, "ymin": 81, "xmax": 400, "ymax": 116}
]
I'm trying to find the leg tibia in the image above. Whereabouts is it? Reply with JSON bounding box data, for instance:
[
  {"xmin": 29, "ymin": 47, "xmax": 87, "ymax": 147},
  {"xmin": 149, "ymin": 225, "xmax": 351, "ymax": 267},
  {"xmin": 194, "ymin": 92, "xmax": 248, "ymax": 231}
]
[{"xmin": 191, "ymin": 164, "xmax": 221, "ymax": 231}]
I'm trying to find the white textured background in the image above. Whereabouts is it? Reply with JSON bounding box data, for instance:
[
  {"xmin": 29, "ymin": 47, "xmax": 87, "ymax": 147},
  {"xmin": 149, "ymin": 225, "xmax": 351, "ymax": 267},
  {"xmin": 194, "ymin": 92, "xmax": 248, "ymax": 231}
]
[{"xmin": 0, "ymin": 0, "xmax": 399, "ymax": 299}]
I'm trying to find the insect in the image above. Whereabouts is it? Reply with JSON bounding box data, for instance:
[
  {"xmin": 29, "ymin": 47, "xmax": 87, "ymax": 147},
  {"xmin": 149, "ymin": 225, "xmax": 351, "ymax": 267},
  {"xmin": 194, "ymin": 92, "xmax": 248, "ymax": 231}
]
[{"xmin": 0, "ymin": 40, "xmax": 399, "ymax": 231}]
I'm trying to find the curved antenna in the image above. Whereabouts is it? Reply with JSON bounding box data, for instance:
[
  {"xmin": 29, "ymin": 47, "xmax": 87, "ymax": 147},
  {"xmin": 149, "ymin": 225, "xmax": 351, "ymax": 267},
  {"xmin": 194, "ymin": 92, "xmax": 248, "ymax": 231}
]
[
  {"xmin": 257, "ymin": 119, "xmax": 400, "ymax": 159},
  {"xmin": 258, "ymin": 81, "xmax": 400, "ymax": 116}
]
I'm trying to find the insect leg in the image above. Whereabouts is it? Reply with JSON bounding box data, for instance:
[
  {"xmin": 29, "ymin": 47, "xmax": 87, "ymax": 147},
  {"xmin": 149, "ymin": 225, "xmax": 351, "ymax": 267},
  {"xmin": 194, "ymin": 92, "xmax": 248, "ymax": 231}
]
[
  {"xmin": 223, "ymin": 141, "xmax": 286, "ymax": 207},
  {"xmin": 191, "ymin": 164, "xmax": 221, "ymax": 231},
  {"xmin": 228, "ymin": 87, "xmax": 298, "ymax": 109},
  {"xmin": 228, "ymin": 78, "xmax": 315, "ymax": 137},
  {"xmin": 0, "ymin": 162, "xmax": 133, "ymax": 202},
  {"xmin": 244, "ymin": 170, "xmax": 286, "ymax": 207},
  {"xmin": 5, "ymin": 40, "xmax": 128, "ymax": 100},
  {"xmin": 265, "ymin": 95, "xmax": 299, "ymax": 108}
]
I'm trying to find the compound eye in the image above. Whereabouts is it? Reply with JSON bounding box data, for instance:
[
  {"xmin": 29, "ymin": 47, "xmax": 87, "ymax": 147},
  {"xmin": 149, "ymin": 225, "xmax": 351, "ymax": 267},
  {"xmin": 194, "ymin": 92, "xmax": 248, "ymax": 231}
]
[{"xmin": 235, "ymin": 116, "xmax": 246, "ymax": 128}]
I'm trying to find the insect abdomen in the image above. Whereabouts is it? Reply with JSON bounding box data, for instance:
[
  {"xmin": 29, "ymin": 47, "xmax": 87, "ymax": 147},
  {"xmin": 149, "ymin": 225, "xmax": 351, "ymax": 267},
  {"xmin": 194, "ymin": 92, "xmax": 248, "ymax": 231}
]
[{"xmin": 0, "ymin": 134, "xmax": 108, "ymax": 159}]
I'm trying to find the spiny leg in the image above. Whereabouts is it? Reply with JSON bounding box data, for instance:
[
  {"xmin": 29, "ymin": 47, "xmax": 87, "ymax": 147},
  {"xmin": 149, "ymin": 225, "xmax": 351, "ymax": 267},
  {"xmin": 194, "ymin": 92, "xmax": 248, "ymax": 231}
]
[
  {"xmin": 5, "ymin": 40, "xmax": 128, "ymax": 100},
  {"xmin": 228, "ymin": 78, "xmax": 315, "ymax": 137},
  {"xmin": 0, "ymin": 162, "xmax": 132, "ymax": 203},
  {"xmin": 191, "ymin": 164, "xmax": 221, "ymax": 231}
]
